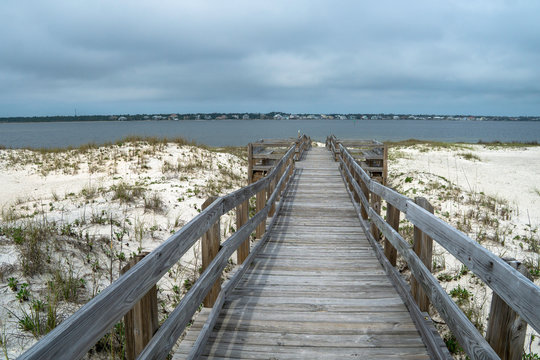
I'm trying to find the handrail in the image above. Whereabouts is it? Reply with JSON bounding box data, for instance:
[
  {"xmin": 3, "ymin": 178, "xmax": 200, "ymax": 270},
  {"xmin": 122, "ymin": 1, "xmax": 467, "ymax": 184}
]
[
  {"xmin": 329, "ymin": 135, "xmax": 540, "ymax": 360},
  {"xmin": 139, "ymin": 161, "xmax": 294, "ymax": 359},
  {"xmin": 19, "ymin": 144, "xmax": 298, "ymax": 360}
]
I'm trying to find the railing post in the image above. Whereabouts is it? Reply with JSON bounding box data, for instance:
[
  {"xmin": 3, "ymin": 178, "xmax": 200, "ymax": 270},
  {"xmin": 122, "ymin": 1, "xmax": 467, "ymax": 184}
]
[
  {"xmin": 268, "ymin": 177, "xmax": 277, "ymax": 217},
  {"xmin": 236, "ymin": 200, "xmax": 249, "ymax": 264},
  {"xmin": 360, "ymin": 179, "xmax": 369, "ymax": 220},
  {"xmin": 255, "ymin": 189, "xmax": 266, "ymax": 238},
  {"xmin": 345, "ymin": 155, "xmax": 355, "ymax": 194},
  {"xmin": 247, "ymin": 143, "xmax": 254, "ymax": 184},
  {"xmin": 121, "ymin": 253, "xmax": 158, "ymax": 360},
  {"xmin": 486, "ymin": 258, "xmax": 530, "ymax": 360},
  {"xmin": 411, "ymin": 197, "xmax": 433, "ymax": 312},
  {"xmin": 202, "ymin": 196, "xmax": 220, "ymax": 308},
  {"xmin": 351, "ymin": 164, "xmax": 361, "ymax": 204},
  {"xmin": 384, "ymin": 203, "xmax": 400, "ymax": 266},
  {"xmin": 383, "ymin": 143, "xmax": 388, "ymax": 186},
  {"xmin": 370, "ymin": 185, "xmax": 381, "ymax": 240}
]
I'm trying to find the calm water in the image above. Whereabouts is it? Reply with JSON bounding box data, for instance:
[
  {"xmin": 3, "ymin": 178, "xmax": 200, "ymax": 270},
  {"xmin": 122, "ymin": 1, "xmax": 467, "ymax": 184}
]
[{"xmin": 1, "ymin": 119, "xmax": 539, "ymax": 148}]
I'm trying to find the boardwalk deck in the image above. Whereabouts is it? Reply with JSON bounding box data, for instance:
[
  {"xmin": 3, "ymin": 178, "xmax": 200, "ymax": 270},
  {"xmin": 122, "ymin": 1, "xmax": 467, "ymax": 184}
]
[{"xmin": 174, "ymin": 147, "xmax": 430, "ymax": 359}]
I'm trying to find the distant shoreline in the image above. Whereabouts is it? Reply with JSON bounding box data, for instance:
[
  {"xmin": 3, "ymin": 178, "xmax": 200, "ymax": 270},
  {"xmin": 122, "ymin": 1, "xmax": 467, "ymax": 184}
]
[{"xmin": 1, "ymin": 116, "xmax": 539, "ymax": 123}]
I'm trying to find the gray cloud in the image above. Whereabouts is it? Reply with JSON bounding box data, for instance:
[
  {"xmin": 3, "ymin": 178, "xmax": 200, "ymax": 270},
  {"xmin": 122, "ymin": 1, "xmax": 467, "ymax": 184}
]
[{"xmin": 1, "ymin": 0, "xmax": 539, "ymax": 116}]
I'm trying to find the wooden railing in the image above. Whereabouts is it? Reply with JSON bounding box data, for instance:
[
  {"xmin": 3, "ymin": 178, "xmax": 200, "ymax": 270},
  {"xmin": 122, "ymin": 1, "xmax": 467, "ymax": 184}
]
[
  {"xmin": 248, "ymin": 134, "xmax": 311, "ymax": 183},
  {"xmin": 19, "ymin": 142, "xmax": 299, "ymax": 360},
  {"xmin": 327, "ymin": 135, "xmax": 540, "ymax": 360},
  {"xmin": 326, "ymin": 135, "xmax": 387, "ymax": 185}
]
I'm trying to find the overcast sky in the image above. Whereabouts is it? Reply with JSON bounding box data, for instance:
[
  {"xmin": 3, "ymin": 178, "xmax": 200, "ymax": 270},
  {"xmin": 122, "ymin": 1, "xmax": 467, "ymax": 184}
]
[{"xmin": 1, "ymin": 1, "xmax": 539, "ymax": 117}]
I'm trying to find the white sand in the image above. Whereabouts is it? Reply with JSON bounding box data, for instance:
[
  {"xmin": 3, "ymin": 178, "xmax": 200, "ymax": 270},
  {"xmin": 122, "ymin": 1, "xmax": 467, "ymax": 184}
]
[
  {"xmin": 0, "ymin": 142, "xmax": 247, "ymax": 358},
  {"xmin": 388, "ymin": 143, "xmax": 540, "ymax": 356}
]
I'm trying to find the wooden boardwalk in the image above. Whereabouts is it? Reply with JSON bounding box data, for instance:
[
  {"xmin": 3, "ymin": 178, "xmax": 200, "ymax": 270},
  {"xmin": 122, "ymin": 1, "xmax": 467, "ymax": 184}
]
[{"xmin": 175, "ymin": 147, "xmax": 430, "ymax": 359}]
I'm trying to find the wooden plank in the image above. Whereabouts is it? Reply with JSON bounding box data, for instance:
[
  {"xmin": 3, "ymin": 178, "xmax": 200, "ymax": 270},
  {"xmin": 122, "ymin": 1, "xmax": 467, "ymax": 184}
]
[
  {"xmin": 371, "ymin": 181, "xmax": 408, "ymax": 213},
  {"xmin": 384, "ymin": 204, "xmax": 399, "ymax": 266},
  {"xmin": 411, "ymin": 197, "xmax": 433, "ymax": 312},
  {"xmin": 202, "ymin": 196, "xmax": 221, "ymax": 308},
  {"xmin": 195, "ymin": 346, "xmax": 430, "ymax": 360},
  {"xmin": 486, "ymin": 258, "xmax": 531, "ymax": 360},
  {"xmin": 253, "ymin": 165, "xmax": 274, "ymax": 171},
  {"xmin": 185, "ymin": 331, "xmax": 425, "ymax": 348},
  {"xmin": 255, "ymin": 189, "xmax": 266, "ymax": 238},
  {"xmin": 121, "ymin": 254, "xmax": 158, "ymax": 360},
  {"xmin": 252, "ymin": 153, "xmax": 286, "ymax": 159},
  {"xmin": 235, "ymin": 200, "xmax": 249, "ymax": 264}
]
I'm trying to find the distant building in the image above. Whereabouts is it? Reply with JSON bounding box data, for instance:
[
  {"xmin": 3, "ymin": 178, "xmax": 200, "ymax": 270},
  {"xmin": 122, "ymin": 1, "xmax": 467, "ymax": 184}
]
[
  {"xmin": 168, "ymin": 114, "xmax": 179, "ymax": 121},
  {"xmin": 118, "ymin": 116, "xmax": 127, "ymax": 121},
  {"xmin": 242, "ymin": 114, "xmax": 250, "ymax": 120}
]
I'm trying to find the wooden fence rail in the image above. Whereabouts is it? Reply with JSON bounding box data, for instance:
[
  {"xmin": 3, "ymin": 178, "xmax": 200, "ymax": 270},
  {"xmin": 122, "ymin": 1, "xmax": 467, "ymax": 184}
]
[
  {"xmin": 248, "ymin": 134, "xmax": 311, "ymax": 183},
  {"xmin": 19, "ymin": 135, "xmax": 309, "ymax": 360},
  {"xmin": 327, "ymin": 135, "xmax": 540, "ymax": 360}
]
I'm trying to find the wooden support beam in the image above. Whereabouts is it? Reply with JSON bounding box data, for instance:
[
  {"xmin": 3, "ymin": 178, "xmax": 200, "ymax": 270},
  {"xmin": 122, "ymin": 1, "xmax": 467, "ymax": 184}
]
[
  {"xmin": 350, "ymin": 159, "xmax": 361, "ymax": 204},
  {"xmin": 235, "ymin": 200, "xmax": 249, "ymax": 265},
  {"xmin": 370, "ymin": 191, "xmax": 381, "ymax": 241},
  {"xmin": 486, "ymin": 258, "xmax": 531, "ymax": 360},
  {"xmin": 247, "ymin": 143, "xmax": 253, "ymax": 184},
  {"xmin": 268, "ymin": 180, "xmax": 275, "ymax": 217},
  {"xmin": 360, "ymin": 180, "xmax": 370, "ymax": 220},
  {"xmin": 411, "ymin": 197, "xmax": 434, "ymax": 312},
  {"xmin": 121, "ymin": 253, "xmax": 158, "ymax": 360},
  {"xmin": 383, "ymin": 143, "xmax": 388, "ymax": 186},
  {"xmin": 202, "ymin": 196, "xmax": 221, "ymax": 308},
  {"xmin": 255, "ymin": 190, "xmax": 266, "ymax": 238},
  {"xmin": 384, "ymin": 203, "xmax": 400, "ymax": 267},
  {"xmin": 346, "ymin": 157, "xmax": 355, "ymax": 194}
]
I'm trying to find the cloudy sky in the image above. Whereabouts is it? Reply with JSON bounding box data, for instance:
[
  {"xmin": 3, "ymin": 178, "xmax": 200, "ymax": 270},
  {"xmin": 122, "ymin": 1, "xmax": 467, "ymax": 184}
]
[{"xmin": 1, "ymin": 0, "xmax": 539, "ymax": 117}]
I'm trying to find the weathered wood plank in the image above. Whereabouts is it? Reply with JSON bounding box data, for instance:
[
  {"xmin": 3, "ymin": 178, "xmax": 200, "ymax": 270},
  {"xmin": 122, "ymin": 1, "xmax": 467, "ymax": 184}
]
[
  {"xmin": 201, "ymin": 196, "xmax": 221, "ymax": 308},
  {"xmin": 486, "ymin": 258, "xmax": 531, "ymax": 360}
]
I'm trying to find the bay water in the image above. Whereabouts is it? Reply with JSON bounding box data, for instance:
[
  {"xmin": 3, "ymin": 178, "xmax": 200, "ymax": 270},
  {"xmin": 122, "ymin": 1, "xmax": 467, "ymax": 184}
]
[{"xmin": 1, "ymin": 119, "xmax": 539, "ymax": 148}]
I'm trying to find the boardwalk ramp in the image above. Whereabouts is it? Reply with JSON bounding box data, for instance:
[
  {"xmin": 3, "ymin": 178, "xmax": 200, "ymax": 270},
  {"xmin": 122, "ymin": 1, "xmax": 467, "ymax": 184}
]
[{"xmin": 175, "ymin": 147, "xmax": 430, "ymax": 359}]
